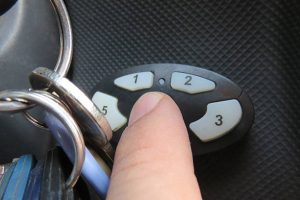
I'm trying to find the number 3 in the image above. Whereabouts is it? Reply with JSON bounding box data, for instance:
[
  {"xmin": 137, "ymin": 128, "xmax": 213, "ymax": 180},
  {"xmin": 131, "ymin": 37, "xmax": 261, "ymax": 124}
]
[{"xmin": 215, "ymin": 115, "xmax": 223, "ymax": 126}]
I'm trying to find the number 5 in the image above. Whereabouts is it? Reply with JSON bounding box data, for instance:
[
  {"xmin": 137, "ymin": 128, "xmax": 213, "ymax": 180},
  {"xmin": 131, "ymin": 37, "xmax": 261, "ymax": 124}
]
[{"xmin": 102, "ymin": 106, "xmax": 108, "ymax": 115}]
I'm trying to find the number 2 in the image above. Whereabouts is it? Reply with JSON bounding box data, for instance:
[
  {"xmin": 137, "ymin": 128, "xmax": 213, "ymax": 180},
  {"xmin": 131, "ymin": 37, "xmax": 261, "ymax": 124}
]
[
  {"xmin": 215, "ymin": 115, "xmax": 223, "ymax": 126},
  {"xmin": 184, "ymin": 76, "xmax": 192, "ymax": 85}
]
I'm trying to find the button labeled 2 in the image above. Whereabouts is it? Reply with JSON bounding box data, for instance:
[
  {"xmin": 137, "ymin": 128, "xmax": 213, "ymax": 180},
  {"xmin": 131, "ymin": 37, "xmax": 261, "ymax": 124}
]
[
  {"xmin": 114, "ymin": 72, "xmax": 154, "ymax": 91},
  {"xmin": 189, "ymin": 99, "xmax": 242, "ymax": 142},
  {"xmin": 171, "ymin": 72, "xmax": 215, "ymax": 94},
  {"xmin": 92, "ymin": 92, "xmax": 127, "ymax": 131}
]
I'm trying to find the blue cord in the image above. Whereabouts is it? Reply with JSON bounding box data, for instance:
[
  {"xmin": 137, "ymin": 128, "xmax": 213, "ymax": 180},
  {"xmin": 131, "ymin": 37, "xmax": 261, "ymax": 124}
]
[{"xmin": 44, "ymin": 112, "xmax": 110, "ymax": 199}]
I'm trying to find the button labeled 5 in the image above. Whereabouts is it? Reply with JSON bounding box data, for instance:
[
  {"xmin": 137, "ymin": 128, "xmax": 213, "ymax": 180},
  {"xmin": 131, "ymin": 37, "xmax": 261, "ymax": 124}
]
[
  {"xmin": 92, "ymin": 92, "xmax": 127, "ymax": 131},
  {"xmin": 189, "ymin": 99, "xmax": 242, "ymax": 142},
  {"xmin": 114, "ymin": 72, "xmax": 154, "ymax": 91}
]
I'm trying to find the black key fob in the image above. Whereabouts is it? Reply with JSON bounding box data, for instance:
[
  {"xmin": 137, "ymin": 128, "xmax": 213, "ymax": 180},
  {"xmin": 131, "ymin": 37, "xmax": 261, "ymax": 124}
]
[{"xmin": 91, "ymin": 64, "xmax": 254, "ymax": 155}]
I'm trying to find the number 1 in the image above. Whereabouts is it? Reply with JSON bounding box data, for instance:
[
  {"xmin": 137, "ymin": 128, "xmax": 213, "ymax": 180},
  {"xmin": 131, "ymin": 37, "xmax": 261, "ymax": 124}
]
[{"xmin": 133, "ymin": 74, "xmax": 138, "ymax": 83}]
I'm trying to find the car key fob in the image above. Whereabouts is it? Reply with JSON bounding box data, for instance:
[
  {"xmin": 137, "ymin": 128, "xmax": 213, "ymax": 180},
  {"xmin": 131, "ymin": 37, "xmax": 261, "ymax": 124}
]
[{"xmin": 91, "ymin": 64, "xmax": 254, "ymax": 155}]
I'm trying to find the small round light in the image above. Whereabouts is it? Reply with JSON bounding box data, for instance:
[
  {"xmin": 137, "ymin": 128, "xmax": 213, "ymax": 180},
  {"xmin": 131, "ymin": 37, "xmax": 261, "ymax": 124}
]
[{"xmin": 159, "ymin": 78, "xmax": 165, "ymax": 85}]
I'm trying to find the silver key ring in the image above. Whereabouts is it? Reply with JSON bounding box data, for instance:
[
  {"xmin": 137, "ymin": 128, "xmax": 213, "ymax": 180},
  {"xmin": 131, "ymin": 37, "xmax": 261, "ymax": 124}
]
[
  {"xmin": 30, "ymin": 67, "xmax": 113, "ymax": 143},
  {"xmin": 0, "ymin": 101, "xmax": 32, "ymax": 112},
  {"xmin": 0, "ymin": 0, "xmax": 73, "ymax": 111},
  {"xmin": 51, "ymin": 0, "xmax": 73, "ymax": 77},
  {"xmin": 0, "ymin": 90, "xmax": 85, "ymax": 188},
  {"xmin": 30, "ymin": 67, "xmax": 114, "ymax": 164},
  {"xmin": 20, "ymin": 0, "xmax": 73, "ymax": 129}
]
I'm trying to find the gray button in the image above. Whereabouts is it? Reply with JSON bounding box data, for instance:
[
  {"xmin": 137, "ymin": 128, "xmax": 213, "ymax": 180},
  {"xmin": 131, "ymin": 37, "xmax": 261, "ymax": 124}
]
[
  {"xmin": 171, "ymin": 72, "xmax": 215, "ymax": 94},
  {"xmin": 92, "ymin": 92, "xmax": 127, "ymax": 131},
  {"xmin": 189, "ymin": 99, "xmax": 242, "ymax": 142},
  {"xmin": 114, "ymin": 72, "xmax": 154, "ymax": 91}
]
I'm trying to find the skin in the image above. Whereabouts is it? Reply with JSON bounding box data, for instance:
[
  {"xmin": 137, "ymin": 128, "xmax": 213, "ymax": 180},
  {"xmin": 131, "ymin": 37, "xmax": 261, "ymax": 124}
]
[{"xmin": 107, "ymin": 92, "xmax": 202, "ymax": 200}]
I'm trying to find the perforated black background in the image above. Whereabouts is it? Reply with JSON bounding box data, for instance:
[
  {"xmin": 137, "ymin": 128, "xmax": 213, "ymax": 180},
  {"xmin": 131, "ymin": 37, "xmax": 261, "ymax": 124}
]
[{"xmin": 65, "ymin": 0, "xmax": 300, "ymax": 199}]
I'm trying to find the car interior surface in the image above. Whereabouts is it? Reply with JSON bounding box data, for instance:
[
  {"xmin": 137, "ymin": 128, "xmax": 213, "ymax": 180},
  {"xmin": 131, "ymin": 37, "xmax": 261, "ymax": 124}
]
[{"xmin": 0, "ymin": 0, "xmax": 299, "ymax": 199}]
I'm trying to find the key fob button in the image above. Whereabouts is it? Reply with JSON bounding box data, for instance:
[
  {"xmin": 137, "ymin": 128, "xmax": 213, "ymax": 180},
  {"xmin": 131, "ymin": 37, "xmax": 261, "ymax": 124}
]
[
  {"xmin": 114, "ymin": 72, "xmax": 154, "ymax": 91},
  {"xmin": 189, "ymin": 99, "xmax": 242, "ymax": 142},
  {"xmin": 171, "ymin": 72, "xmax": 215, "ymax": 94},
  {"xmin": 92, "ymin": 92, "xmax": 127, "ymax": 131}
]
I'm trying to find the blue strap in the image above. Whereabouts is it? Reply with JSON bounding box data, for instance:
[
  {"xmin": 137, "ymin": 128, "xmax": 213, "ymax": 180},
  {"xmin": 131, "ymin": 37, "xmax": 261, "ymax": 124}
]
[{"xmin": 2, "ymin": 155, "xmax": 34, "ymax": 200}]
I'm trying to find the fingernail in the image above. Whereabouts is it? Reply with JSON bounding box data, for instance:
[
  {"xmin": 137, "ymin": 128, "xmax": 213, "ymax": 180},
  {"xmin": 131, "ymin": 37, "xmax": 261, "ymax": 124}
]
[{"xmin": 128, "ymin": 92, "xmax": 165, "ymax": 126}]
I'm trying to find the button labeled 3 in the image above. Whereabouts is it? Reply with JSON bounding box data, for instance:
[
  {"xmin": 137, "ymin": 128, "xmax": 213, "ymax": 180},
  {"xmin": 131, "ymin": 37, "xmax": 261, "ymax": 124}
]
[
  {"xmin": 171, "ymin": 72, "xmax": 215, "ymax": 94},
  {"xmin": 114, "ymin": 72, "xmax": 154, "ymax": 91},
  {"xmin": 92, "ymin": 92, "xmax": 127, "ymax": 131},
  {"xmin": 189, "ymin": 99, "xmax": 242, "ymax": 142}
]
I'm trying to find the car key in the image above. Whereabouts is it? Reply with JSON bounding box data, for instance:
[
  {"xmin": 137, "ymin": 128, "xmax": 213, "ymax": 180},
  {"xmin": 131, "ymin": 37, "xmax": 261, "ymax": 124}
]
[
  {"xmin": 39, "ymin": 149, "xmax": 76, "ymax": 200},
  {"xmin": 23, "ymin": 160, "xmax": 44, "ymax": 200},
  {"xmin": 29, "ymin": 67, "xmax": 114, "ymax": 166},
  {"xmin": 91, "ymin": 63, "xmax": 254, "ymax": 155}
]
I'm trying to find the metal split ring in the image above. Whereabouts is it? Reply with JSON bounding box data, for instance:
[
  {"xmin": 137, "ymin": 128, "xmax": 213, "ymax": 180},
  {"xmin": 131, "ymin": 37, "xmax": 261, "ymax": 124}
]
[
  {"xmin": 0, "ymin": 90, "xmax": 85, "ymax": 188},
  {"xmin": 0, "ymin": 0, "xmax": 73, "ymax": 120}
]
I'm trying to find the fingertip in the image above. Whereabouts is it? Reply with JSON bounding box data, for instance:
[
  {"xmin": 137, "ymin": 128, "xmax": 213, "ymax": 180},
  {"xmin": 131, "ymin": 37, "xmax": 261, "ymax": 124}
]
[
  {"xmin": 128, "ymin": 92, "xmax": 165, "ymax": 126},
  {"xmin": 108, "ymin": 92, "xmax": 201, "ymax": 200}
]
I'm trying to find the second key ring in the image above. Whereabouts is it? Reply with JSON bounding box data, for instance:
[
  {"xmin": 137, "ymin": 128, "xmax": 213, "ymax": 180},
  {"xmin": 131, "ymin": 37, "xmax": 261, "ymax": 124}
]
[
  {"xmin": 0, "ymin": 90, "xmax": 85, "ymax": 188},
  {"xmin": 23, "ymin": 0, "xmax": 74, "ymax": 129},
  {"xmin": 0, "ymin": 0, "xmax": 74, "ymax": 125}
]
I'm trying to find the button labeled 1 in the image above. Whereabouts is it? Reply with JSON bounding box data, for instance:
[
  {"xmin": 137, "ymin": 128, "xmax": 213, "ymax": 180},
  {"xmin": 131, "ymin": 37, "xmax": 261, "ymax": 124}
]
[
  {"xmin": 92, "ymin": 92, "xmax": 127, "ymax": 131},
  {"xmin": 189, "ymin": 99, "xmax": 242, "ymax": 142},
  {"xmin": 171, "ymin": 72, "xmax": 215, "ymax": 94},
  {"xmin": 114, "ymin": 72, "xmax": 154, "ymax": 91}
]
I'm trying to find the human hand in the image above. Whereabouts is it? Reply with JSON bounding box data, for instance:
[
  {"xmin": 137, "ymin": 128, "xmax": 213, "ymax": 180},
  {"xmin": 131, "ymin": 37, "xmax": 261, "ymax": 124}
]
[{"xmin": 107, "ymin": 92, "xmax": 202, "ymax": 200}]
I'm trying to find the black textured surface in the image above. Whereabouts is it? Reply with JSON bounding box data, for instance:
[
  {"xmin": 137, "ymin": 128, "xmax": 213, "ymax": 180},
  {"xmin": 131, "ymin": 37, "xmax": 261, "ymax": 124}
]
[{"xmin": 66, "ymin": 0, "xmax": 300, "ymax": 199}]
